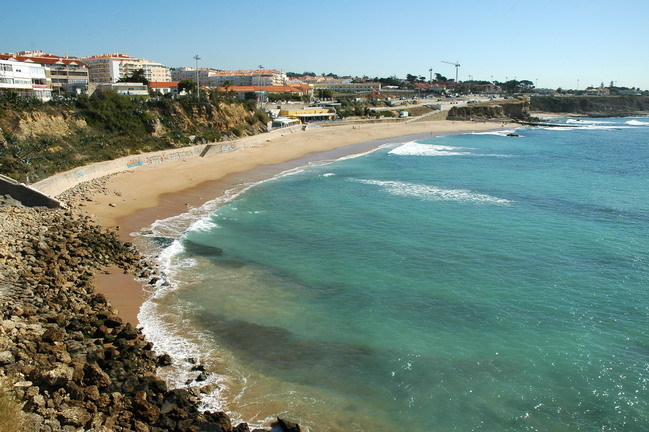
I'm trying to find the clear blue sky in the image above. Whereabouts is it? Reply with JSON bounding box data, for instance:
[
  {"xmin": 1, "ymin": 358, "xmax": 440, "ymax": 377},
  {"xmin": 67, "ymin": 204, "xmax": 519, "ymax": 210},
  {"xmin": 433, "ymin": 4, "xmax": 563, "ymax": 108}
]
[{"xmin": 5, "ymin": 0, "xmax": 648, "ymax": 90}]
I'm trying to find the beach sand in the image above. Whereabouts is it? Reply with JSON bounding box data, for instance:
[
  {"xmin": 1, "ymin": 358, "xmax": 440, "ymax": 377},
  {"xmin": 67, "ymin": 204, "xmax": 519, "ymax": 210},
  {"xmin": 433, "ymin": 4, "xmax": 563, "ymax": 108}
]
[{"xmin": 83, "ymin": 119, "xmax": 512, "ymax": 325}]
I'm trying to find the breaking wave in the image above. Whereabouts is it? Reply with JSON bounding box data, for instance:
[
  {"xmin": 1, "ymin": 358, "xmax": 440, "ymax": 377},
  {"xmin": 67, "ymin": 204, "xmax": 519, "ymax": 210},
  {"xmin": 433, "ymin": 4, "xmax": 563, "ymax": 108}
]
[{"xmin": 353, "ymin": 179, "xmax": 512, "ymax": 205}]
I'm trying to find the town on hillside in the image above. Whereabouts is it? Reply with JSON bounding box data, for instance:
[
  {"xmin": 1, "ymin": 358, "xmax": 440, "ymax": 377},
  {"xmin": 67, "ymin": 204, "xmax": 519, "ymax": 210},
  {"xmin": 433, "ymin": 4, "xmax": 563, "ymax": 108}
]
[{"xmin": 1, "ymin": 50, "xmax": 646, "ymax": 128}]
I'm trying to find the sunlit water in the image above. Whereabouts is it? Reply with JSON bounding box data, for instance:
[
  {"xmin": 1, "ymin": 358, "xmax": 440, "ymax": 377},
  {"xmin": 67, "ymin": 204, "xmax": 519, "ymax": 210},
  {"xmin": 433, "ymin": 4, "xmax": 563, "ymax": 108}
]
[{"xmin": 138, "ymin": 118, "xmax": 649, "ymax": 431}]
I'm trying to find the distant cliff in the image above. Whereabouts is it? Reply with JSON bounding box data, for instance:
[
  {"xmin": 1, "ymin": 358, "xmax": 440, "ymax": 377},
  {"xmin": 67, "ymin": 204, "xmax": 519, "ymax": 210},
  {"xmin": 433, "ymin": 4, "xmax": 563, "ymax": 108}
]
[
  {"xmin": 529, "ymin": 96, "xmax": 649, "ymax": 117},
  {"xmin": 447, "ymin": 101, "xmax": 534, "ymax": 121},
  {"xmin": 0, "ymin": 93, "xmax": 269, "ymax": 183}
]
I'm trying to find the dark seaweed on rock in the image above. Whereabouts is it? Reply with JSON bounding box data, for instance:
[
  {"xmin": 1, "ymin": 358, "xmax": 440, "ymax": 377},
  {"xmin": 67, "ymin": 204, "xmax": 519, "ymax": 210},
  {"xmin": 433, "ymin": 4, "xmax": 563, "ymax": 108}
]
[{"xmin": 0, "ymin": 205, "xmax": 299, "ymax": 431}]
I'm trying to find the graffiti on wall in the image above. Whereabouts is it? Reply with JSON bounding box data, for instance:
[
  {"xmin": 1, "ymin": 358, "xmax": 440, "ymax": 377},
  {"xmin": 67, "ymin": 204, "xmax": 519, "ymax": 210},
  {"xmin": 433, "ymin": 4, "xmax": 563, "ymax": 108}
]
[{"xmin": 125, "ymin": 149, "xmax": 196, "ymax": 169}]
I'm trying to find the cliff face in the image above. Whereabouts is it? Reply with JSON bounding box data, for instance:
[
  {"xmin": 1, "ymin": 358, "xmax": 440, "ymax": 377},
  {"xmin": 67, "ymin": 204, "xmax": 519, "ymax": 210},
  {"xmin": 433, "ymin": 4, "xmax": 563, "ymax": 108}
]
[
  {"xmin": 529, "ymin": 96, "xmax": 649, "ymax": 117},
  {"xmin": 447, "ymin": 101, "xmax": 532, "ymax": 121},
  {"xmin": 0, "ymin": 96, "xmax": 269, "ymax": 183}
]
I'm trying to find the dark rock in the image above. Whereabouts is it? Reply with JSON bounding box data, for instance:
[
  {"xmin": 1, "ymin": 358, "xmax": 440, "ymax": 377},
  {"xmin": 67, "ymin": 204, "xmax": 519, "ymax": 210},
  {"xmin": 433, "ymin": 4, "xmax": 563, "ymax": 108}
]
[
  {"xmin": 42, "ymin": 327, "xmax": 65, "ymax": 343},
  {"xmin": 83, "ymin": 363, "xmax": 112, "ymax": 387},
  {"xmin": 133, "ymin": 390, "xmax": 160, "ymax": 423},
  {"xmin": 158, "ymin": 353, "xmax": 173, "ymax": 366},
  {"xmin": 271, "ymin": 417, "xmax": 301, "ymax": 432}
]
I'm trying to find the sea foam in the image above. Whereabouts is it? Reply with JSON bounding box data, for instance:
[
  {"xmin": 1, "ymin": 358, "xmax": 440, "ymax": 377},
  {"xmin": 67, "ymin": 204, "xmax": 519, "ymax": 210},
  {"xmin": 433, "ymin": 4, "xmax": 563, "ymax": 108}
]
[
  {"xmin": 625, "ymin": 119, "xmax": 649, "ymax": 126},
  {"xmin": 389, "ymin": 141, "xmax": 474, "ymax": 156},
  {"xmin": 354, "ymin": 179, "xmax": 511, "ymax": 205}
]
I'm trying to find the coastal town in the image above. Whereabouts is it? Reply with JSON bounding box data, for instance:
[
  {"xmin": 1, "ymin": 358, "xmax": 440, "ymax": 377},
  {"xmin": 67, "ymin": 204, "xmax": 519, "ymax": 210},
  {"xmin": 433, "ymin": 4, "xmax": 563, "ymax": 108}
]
[
  {"xmin": 2, "ymin": 50, "xmax": 645, "ymax": 105},
  {"xmin": 1, "ymin": 46, "xmax": 649, "ymax": 432}
]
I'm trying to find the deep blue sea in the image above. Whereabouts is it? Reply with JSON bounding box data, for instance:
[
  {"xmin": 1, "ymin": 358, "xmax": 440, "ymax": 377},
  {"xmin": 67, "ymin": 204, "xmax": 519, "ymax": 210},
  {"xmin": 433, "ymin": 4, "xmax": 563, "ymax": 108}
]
[{"xmin": 140, "ymin": 117, "xmax": 649, "ymax": 431}]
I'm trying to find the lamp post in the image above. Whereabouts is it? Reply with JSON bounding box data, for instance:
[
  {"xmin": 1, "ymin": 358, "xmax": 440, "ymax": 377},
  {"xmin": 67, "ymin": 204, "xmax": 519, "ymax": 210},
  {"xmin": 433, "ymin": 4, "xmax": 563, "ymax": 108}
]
[
  {"xmin": 193, "ymin": 55, "xmax": 201, "ymax": 99},
  {"xmin": 257, "ymin": 65, "xmax": 264, "ymax": 104},
  {"xmin": 468, "ymin": 74, "xmax": 472, "ymax": 94}
]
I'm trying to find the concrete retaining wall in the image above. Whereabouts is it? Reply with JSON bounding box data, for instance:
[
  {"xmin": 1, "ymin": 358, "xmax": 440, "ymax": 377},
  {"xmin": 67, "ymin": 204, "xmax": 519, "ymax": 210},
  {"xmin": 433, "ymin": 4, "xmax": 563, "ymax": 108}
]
[
  {"xmin": 0, "ymin": 175, "xmax": 62, "ymax": 208},
  {"xmin": 32, "ymin": 125, "xmax": 303, "ymax": 197}
]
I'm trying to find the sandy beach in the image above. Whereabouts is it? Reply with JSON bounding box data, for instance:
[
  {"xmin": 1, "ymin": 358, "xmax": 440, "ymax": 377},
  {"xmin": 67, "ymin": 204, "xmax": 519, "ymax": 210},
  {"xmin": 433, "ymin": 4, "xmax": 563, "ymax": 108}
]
[{"xmin": 82, "ymin": 119, "xmax": 513, "ymax": 325}]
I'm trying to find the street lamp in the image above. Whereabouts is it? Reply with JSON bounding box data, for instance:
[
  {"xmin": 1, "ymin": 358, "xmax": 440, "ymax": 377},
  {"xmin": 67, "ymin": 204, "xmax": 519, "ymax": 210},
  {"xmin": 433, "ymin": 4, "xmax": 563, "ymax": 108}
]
[
  {"xmin": 193, "ymin": 55, "xmax": 201, "ymax": 99},
  {"xmin": 257, "ymin": 65, "xmax": 264, "ymax": 104}
]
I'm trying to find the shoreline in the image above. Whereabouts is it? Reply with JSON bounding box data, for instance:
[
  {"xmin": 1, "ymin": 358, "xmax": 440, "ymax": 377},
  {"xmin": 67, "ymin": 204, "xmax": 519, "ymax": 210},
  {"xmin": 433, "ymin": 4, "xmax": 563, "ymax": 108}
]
[{"xmin": 78, "ymin": 119, "xmax": 514, "ymax": 326}]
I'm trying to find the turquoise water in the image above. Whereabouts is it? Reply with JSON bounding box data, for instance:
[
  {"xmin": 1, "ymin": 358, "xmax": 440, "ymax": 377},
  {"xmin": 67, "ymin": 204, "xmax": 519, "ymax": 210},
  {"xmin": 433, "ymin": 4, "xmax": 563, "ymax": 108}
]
[{"xmin": 141, "ymin": 118, "xmax": 649, "ymax": 431}]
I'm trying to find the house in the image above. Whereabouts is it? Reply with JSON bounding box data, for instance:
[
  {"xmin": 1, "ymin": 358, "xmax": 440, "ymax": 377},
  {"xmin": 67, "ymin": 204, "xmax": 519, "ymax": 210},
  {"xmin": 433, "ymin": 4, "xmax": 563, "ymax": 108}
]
[{"xmin": 149, "ymin": 81, "xmax": 179, "ymax": 95}]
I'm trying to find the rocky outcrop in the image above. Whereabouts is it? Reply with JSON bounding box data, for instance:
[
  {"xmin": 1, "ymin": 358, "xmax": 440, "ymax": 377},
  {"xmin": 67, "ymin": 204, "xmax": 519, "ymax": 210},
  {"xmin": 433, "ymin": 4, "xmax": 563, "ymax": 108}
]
[
  {"xmin": 0, "ymin": 205, "xmax": 295, "ymax": 431},
  {"xmin": 529, "ymin": 95, "xmax": 649, "ymax": 117},
  {"xmin": 447, "ymin": 101, "xmax": 533, "ymax": 121}
]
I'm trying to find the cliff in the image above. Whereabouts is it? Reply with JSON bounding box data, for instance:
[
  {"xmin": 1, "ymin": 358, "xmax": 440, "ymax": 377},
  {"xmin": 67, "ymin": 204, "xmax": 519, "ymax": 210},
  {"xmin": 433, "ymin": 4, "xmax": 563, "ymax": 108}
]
[
  {"xmin": 447, "ymin": 101, "xmax": 534, "ymax": 121},
  {"xmin": 529, "ymin": 95, "xmax": 649, "ymax": 117},
  {"xmin": 0, "ymin": 93, "xmax": 269, "ymax": 183}
]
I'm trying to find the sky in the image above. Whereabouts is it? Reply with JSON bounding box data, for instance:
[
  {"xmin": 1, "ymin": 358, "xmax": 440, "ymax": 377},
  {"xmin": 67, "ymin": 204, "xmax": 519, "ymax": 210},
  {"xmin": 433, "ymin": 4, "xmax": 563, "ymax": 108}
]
[{"xmin": 4, "ymin": 0, "xmax": 649, "ymax": 90}]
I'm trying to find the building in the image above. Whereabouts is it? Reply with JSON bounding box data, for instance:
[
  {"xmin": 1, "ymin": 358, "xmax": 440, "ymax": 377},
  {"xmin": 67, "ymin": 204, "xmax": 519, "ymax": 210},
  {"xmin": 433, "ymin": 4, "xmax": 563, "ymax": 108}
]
[
  {"xmin": 313, "ymin": 81, "xmax": 382, "ymax": 93},
  {"xmin": 171, "ymin": 68, "xmax": 288, "ymax": 87},
  {"xmin": 170, "ymin": 67, "xmax": 211, "ymax": 83},
  {"xmin": 0, "ymin": 59, "xmax": 51, "ymax": 101},
  {"xmin": 149, "ymin": 81, "xmax": 180, "ymax": 95},
  {"xmin": 0, "ymin": 51, "xmax": 89, "ymax": 94},
  {"xmin": 279, "ymin": 108, "xmax": 337, "ymax": 123},
  {"xmin": 216, "ymin": 83, "xmax": 313, "ymax": 100},
  {"xmin": 94, "ymin": 82, "xmax": 149, "ymax": 96},
  {"xmin": 83, "ymin": 53, "xmax": 171, "ymax": 83}
]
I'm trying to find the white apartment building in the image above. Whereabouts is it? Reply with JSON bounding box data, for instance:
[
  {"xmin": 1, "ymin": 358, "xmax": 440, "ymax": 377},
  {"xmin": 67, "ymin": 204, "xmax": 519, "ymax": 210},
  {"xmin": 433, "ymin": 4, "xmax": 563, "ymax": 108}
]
[
  {"xmin": 1, "ymin": 51, "xmax": 89, "ymax": 93},
  {"xmin": 170, "ymin": 68, "xmax": 288, "ymax": 87},
  {"xmin": 170, "ymin": 67, "xmax": 212, "ymax": 83},
  {"xmin": 83, "ymin": 53, "xmax": 171, "ymax": 83},
  {"xmin": 0, "ymin": 59, "xmax": 52, "ymax": 101}
]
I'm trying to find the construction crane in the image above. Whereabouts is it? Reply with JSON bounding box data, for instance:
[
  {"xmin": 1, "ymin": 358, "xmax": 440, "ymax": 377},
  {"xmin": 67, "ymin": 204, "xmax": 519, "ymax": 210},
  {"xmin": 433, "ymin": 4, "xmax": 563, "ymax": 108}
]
[{"xmin": 441, "ymin": 60, "xmax": 460, "ymax": 82}]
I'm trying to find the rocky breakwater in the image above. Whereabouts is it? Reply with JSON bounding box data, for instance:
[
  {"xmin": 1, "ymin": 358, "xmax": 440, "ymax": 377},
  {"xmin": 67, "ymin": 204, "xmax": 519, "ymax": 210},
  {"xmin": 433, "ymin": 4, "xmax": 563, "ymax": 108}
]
[{"xmin": 0, "ymin": 205, "xmax": 299, "ymax": 432}]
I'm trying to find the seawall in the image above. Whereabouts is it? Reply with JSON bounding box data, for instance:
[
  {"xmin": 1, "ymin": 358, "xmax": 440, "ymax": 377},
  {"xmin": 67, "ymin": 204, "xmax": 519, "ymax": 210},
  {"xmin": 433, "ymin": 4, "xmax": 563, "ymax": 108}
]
[
  {"xmin": 32, "ymin": 125, "xmax": 302, "ymax": 197},
  {"xmin": 0, "ymin": 174, "xmax": 62, "ymax": 208}
]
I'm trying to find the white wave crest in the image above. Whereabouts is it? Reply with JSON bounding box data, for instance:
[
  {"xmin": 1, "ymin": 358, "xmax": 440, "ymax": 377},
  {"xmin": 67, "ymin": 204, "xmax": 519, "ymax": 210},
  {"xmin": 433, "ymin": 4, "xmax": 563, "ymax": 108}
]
[
  {"xmin": 389, "ymin": 141, "xmax": 474, "ymax": 156},
  {"xmin": 354, "ymin": 179, "xmax": 511, "ymax": 205},
  {"xmin": 470, "ymin": 129, "xmax": 520, "ymax": 137},
  {"xmin": 538, "ymin": 125, "xmax": 633, "ymax": 131},
  {"xmin": 626, "ymin": 119, "xmax": 649, "ymax": 126},
  {"xmin": 566, "ymin": 119, "xmax": 614, "ymax": 125}
]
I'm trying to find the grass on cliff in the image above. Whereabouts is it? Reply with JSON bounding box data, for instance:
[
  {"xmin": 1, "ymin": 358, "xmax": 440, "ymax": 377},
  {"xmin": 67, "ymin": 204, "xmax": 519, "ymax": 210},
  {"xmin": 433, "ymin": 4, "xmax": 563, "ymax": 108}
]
[
  {"xmin": 0, "ymin": 91, "xmax": 269, "ymax": 183},
  {"xmin": 0, "ymin": 381, "xmax": 24, "ymax": 432}
]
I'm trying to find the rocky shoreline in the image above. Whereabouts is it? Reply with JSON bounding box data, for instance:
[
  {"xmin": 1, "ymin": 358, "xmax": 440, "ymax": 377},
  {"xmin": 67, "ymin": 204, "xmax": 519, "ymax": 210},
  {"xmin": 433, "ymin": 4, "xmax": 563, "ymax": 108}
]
[{"xmin": 0, "ymin": 203, "xmax": 299, "ymax": 431}]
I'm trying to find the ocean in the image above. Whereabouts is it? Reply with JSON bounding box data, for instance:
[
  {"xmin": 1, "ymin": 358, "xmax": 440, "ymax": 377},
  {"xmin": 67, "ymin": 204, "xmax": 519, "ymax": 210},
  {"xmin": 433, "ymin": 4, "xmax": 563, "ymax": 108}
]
[{"xmin": 137, "ymin": 117, "xmax": 649, "ymax": 431}]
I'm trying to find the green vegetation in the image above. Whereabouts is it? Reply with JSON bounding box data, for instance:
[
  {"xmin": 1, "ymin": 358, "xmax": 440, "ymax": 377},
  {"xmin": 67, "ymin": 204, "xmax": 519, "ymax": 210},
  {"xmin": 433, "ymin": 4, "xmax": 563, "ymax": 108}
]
[
  {"xmin": 117, "ymin": 68, "xmax": 149, "ymax": 85},
  {"xmin": 0, "ymin": 90, "xmax": 269, "ymax": 183}
]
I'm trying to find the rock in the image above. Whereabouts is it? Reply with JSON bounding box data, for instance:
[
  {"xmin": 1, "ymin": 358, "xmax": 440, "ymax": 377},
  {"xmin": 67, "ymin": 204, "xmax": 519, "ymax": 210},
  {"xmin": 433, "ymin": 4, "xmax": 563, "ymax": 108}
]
[
  {"xmin": 133, "ymin": 391, "xmax": 160, "ymax": 423},
  {"xmin": 83, "ymin": 363, "xmax": 112, "ymax": 387},
  {"xmin": 0, "ymin": 350, "xmax": 15, "ymax": 365},
  {"xmin": 42, "ymin": 364, "xmax": 74, "ymax": 387},
  {"xmin": 271, "ymin": 417, "xmax": 301, "ymax": 432},
  {"xmin": 158, "ymin": 353, "xmax": 173, "ymax": 366},
  {"xmin": 58, "ymin": 404, "xmax": 92, "ymax": 427}
]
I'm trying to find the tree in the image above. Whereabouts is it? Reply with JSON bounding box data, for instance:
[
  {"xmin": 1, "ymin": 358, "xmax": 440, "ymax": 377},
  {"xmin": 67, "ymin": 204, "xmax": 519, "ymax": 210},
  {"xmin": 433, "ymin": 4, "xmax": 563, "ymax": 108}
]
[
  {"xmin": 177, "ymin": 80, "xmax": 196, "ymax": 94},
  {"xmin": 434, "ymin": 73, "xmax": 448, "ymax": 83},
  {"xmin": 118, "ymin": 68, "xmax": 149, "ymax": 85}
]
